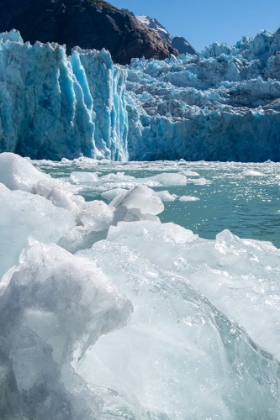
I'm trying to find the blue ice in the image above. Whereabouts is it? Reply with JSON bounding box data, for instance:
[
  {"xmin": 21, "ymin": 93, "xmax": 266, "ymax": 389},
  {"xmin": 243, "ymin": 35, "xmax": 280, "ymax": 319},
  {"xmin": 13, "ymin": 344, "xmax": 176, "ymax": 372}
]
[{"xmin": 0, "ymin": 29, "xmax": 280, "ymax": 161}]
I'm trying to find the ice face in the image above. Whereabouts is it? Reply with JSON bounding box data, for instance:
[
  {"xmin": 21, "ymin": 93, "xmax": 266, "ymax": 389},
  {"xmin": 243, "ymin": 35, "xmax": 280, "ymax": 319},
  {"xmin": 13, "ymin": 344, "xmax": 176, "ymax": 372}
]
[
  {"xmin": 1, "ymin": 29, "xmax": 280, "ymax": 161},
  {"xmin": 0, "ymin": 34, "xmax": 128, "ymax": 160}
]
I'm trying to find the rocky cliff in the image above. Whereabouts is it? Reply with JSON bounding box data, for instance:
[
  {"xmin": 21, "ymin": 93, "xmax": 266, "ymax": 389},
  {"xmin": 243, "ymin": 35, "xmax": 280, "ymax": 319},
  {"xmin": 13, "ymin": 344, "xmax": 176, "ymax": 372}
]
[
  {"xmin": 123, "ymin": 8, "xmax": 196, "ymax": 55},
  {"xmin": 0, "ymin": 0, "xmax": 177, "ymax": 64}
]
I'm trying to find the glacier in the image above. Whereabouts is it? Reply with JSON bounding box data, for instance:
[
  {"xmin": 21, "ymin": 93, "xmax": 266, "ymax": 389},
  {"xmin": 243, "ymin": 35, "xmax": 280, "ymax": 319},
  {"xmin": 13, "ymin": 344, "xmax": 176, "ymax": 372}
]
[
  {"xmin": 0, "ymin": 31, "xmax": 128, "ymax": 160},
  {"xmin": 1, "ymin": 29, "xmax": 280, "ymax": 161},
  {"xmin": 2, "ymin": 153, "xmax": 280, "ymax": 418}
]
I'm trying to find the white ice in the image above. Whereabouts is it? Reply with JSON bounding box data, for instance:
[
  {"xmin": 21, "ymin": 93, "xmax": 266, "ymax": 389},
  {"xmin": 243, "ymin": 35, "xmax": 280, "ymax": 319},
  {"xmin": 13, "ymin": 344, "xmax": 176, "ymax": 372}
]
[
  {"xmin": 1, "ymin": 155, "xmax": 280, "ymax": 419},
  {"xmin": 0, "ymin": 240, "xmax": 132, "ymax": 419},
  {"xmin": 179, "ymin": 195, "xmax": 200, "ymax": 201}
]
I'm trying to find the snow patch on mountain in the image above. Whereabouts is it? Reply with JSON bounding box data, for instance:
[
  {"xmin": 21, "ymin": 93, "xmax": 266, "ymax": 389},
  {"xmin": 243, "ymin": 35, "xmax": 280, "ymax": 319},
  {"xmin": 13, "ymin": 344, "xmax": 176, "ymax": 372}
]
[{"xmin": 123, "ymin": 8, "xmax": 196, "ymax": 54}]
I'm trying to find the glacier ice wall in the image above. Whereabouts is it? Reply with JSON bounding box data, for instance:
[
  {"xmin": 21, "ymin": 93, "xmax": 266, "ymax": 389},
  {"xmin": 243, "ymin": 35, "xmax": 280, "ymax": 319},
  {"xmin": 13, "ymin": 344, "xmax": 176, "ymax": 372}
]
[
  {"xmin": 126, "ymin": 29, "xmax": 280, "ymax": 161},
  {"xmin": 1, "ymin": 29, "xmax": 280, "ymax": 160},
  {"xmin": 0, "ymin": 31, "xmax": 128, "ymax": 160}
]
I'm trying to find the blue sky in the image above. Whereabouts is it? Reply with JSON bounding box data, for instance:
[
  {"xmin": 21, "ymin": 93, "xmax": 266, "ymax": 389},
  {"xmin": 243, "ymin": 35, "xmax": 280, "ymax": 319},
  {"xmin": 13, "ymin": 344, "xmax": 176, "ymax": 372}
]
[{"xmin": 110, "ymin": 0, "xmax": 280, "ymax": 51}]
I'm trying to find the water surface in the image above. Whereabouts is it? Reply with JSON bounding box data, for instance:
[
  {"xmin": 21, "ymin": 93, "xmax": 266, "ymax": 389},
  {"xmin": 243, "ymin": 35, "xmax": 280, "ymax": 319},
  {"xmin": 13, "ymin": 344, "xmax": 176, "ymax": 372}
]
[{"xmin": 37, "ymin": 159, "xmax": 280, "ymax": 247}]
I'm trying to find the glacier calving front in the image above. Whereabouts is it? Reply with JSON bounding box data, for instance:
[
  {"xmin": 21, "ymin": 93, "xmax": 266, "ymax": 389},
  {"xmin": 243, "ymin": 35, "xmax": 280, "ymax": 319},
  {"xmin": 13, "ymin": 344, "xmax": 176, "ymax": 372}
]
[
  {"xmin": 0, "ymin": 31, "xmax": 128, "ymax": 160},
  {"xmin": 1, "ymin": 29, "xmax": 280, "ymax": 161}
]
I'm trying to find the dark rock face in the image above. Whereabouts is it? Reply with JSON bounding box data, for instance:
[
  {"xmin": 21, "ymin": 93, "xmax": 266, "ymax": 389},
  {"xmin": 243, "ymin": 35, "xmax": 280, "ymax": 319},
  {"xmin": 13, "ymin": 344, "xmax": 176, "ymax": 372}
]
[
  {"xmin": 0, "ymin": 0, "xmax": 178, "ymax": 64},
  {"xmin": 172, "ymin": 36, "xmax": 196, "ymax": 55}
]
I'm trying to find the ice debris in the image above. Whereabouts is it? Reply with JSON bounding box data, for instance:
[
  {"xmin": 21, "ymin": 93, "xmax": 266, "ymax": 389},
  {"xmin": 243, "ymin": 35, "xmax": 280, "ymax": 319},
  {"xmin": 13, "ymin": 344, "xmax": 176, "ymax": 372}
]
[
  {"xmin": 1, "ymin": 154, "xmax": 280, "ymax": 418},
  {"xmin": 0, "ymin": 240, "xmax": 132, "ymax": 419},
  {"xmin": 179, "ymin": 195, "xmax": 200, "ymax": 201},
  {"xmin": 77, "ymin": 220, "xmax": 280, "ymax": 419}
]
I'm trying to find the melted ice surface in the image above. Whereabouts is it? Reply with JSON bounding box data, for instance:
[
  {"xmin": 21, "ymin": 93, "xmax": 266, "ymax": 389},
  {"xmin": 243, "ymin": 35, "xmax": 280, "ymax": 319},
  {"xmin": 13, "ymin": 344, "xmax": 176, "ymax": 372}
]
[{"xmin": 1, "ymin": 154, "xmax": 280, "ymax": 419}]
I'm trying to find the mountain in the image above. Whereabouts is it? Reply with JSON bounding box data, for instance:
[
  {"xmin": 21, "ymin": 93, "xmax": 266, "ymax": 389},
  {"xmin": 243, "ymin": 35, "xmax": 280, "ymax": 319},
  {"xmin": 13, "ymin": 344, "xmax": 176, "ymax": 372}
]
[
  {"xmin": 0, "ymin": 0, "xmax": 177, "ymax": 64},
  {"xmin": 123, "ymin": 9, "xmax": 196, "ymax": 55},
  {"xmin": 172, "ymin": 36, "xmax": 196, "ymax": 55}
]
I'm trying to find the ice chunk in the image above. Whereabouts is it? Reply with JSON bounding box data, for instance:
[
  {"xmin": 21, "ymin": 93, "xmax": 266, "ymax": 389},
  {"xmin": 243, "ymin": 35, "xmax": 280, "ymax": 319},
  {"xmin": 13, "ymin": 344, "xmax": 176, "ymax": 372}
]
[
  {"xmin": 76, "ymin": 221, "xmax": 280, "ymax": 419},
  {"xmin": 70, "ymin": 171, "xmax": 99, "ymax": 184},
  {"xmin": 0, "ymin": 187, "xmax": 75, "ymax": 278},
  {"xmin": 101, "ymin": 221, "xmax": 280, "ymax": 363},
  {"xmin": 154, "ymin": 190, "xmax": 177, "ymax": 201},
  {"xmin": 110, "ymin": 185, "xmax": 164, "ymax": 215},
  {"xmin": 191, "ymin": 177, "xmax": 211, "ymax": 185},
  {"xmin": 179, "ymin": 195, "xmax": 200, "ymax": 201},
  {"xmin": 40, "ymin": 182, "xmax": 85, "ymax": 216},
  {"xmin": 181, "ymin": 170, "xmax": 200, "ymax": 177},
  {"xmin": 0, "ymin": 153, "xmax": 88, "ymax": 217},
  {"xmin": 110, "ymin": 185, "xmax": 164, "ymax": 223},
  {"xmin": 148, "ymin": 173, "xmax": 187, "ymax": 185},
  {"xmin": 57, "ymin": 198, "xmax": 115, "ymax": 253},
  {"xmin": 242, "ymin": 169, "xmax": 265, "ymax": 176},
  {"xmin": 59, "ymin": 185, "xmax": 165, "ymax": 252},
  {"xmin": 106, "ymin": 220, "xmax": 197, "ymax": 270},
  {"xmin": 0, "ymin": 240, "xmax": 132, "ymax": 419},
  {"xmin": 101, "ymin": 187, "xmax": 128, "ymax": 200},
  {"xmin": 103, "ymin": 220, "xmax": 280, "ymax": 363},
  {"xmin": 80, "ymin": 200, "xmax": 114, "ymax": 230},
  {"xmin": 0, "ymin": 152, "xmax": 48, "ymax": 192},
  {"xmin": 185, "ymin": 229, "xmax": 280, "ymax": 361}
]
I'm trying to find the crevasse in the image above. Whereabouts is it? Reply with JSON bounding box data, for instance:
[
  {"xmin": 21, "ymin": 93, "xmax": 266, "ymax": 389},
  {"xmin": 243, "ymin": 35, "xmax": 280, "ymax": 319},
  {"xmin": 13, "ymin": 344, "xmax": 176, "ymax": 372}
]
[{"xmin": 1, "ymin": 29, "xmax": 280, "ymax": 161}]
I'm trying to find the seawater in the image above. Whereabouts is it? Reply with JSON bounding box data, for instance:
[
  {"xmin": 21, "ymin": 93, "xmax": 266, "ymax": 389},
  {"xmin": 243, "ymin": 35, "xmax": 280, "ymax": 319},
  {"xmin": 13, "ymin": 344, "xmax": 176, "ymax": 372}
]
[{"xmin": 37, "ymin": 159, "xmax": 280, "ymax": 247}]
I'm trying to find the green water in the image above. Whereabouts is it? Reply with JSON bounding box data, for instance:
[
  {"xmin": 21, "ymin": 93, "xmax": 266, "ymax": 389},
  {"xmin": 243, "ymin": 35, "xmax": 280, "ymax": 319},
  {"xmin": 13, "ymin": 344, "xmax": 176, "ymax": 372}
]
[{"xmin": 37, "ymin": 160, "xmax": 280, "ymax": 247}]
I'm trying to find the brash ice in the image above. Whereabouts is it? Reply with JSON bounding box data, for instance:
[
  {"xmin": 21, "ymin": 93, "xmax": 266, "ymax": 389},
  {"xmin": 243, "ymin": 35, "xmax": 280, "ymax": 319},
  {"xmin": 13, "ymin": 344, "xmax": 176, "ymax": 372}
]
[{"xmin": 1, "ymin": 153, "xmax": 280, "ymax": 418}]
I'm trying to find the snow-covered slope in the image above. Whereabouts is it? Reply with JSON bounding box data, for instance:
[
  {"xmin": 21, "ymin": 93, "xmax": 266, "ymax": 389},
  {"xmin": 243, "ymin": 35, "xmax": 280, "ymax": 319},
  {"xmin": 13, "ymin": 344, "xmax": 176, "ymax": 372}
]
[
  {"xmin": 1, "ymin": 29, "xmax": 280, "ymax": 161},
  {"xmin": 135, "ymin": 14, "xmax": 173, "ymax": 45},
  {"xmin": 122, "ymin": 8, "xmax": 196, "ymax": 55}
]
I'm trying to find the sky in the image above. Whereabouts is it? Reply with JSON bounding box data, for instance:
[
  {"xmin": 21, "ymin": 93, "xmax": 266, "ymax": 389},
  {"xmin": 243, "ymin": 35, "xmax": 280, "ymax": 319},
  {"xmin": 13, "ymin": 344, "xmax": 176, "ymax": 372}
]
[{"xmin": 110, "ymin": 0, "xmax": 280, "ymax": 51}]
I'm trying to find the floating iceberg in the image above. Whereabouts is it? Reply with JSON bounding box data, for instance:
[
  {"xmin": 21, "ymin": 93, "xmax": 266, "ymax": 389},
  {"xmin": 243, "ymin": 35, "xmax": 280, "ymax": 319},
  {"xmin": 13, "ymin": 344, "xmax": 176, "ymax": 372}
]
[{"xmin": 1, "ymin": 29, "xmax": 280, "ymax": 161}]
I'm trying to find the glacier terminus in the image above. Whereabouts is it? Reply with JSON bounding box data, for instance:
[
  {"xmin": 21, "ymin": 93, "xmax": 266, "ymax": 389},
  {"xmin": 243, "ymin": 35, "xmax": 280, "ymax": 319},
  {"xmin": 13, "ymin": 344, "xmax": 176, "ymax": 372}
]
[{"xmin": 1, "ymin": 29, "xmax": 280, "ymax": 161}]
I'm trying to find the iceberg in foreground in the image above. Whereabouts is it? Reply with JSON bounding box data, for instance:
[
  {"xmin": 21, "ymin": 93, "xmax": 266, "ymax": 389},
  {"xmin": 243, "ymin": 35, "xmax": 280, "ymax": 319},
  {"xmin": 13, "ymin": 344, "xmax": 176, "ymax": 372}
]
[{"xmin": 1, "ymin": 153, "xmax": 280, "ymax": 418}]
